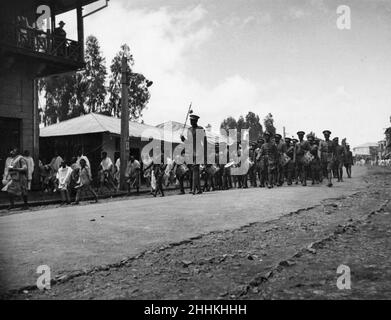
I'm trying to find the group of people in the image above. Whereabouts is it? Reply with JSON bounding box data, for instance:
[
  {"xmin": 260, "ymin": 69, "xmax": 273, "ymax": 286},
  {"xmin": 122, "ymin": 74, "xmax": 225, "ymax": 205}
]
[
  {"xmin": 1, "ymin": 148, "xmax": 99, "ymax": 209},
  {"xmin": 1, "ymin": 115, "xmax": 356, "ymax": 209},
  {"xmin": 157, "ymin": 114, "xmax": 355, "ymax": 195}
]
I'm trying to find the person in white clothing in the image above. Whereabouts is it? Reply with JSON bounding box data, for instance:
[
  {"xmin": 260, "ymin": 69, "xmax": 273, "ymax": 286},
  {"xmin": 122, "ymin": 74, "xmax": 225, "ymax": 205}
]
[
  {"xmin": 98, "ymin": 151, "xmax": 116, "ymax": 193},
  {"xmin": 76, "ymin": 149, "xmax": 91, "ymax": 176},
  {"xmin": 56, "ymin": 161, "xmax": 72, "ymax": 204}
]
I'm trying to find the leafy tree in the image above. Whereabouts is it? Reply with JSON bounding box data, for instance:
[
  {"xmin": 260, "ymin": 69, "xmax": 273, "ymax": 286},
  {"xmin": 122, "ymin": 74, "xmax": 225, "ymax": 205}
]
[
  {"xmin": 39, "ymin": 34, "xmax": 106, "ymax": 125},
  {"xmin": 82, "ymin": 35, "xmax": 107, "ymax": 113},
  {"xmin": 263, "ymin": 113, "xmax": 276, "ymax": 136},
  {"xmin": 220, "ymin": 116, "xmax": 237, "ymax": 134},
  {"xmin": 220, "ymin": 112, "xmax": 263, "ymax": 142},
  {"xmin": 245, "ymin": 111, "xmax": 263, "ymax": 141},
  {"xmin": 107, "ymin": 44, "xmax": 152, "ymax": 120}
]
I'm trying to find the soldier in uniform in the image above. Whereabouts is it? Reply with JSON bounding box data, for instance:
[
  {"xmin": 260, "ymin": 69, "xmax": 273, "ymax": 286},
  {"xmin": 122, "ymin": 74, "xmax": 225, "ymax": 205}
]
[
  {"xmin": 254, "ymin": 138, "xmax": 265, "ymax": 187},
  {"xmin": 319, "ymin": 130, "xmax": 335, "ymax": 187},
  {"xmin": 308, "ymin": 135, "xmax": 321, "ymax": 184},
  {"xmin": 333, "ymin": 137, "xmax": 345, "ymax": 182},
  {"xmin": 291, "ymin": 138, "xmax": 299, "ymax": 184},
  {"xmin": 181, "ymin": 114, "xmax": 207, "ymax": 194},
  {"xmin": 344, "ymin": 144, "xmax": 353, "ymax": 178},
  {"xmin": 274, "ymin": 134, "xmax": 287, "ymax": 186},
  {"xmin": 248, "ymin": 142, "xmax": 257, "ymax": 187},
  {"xmin": 284, "ymin": 137, "xmax": 295, "ymax": 185},
  {"xmin": 295, "ymin": 131, "xmax": 310, "ymax": 186},
  {"xmin": 260, "ymin": 132, "xmax": 278, "ymax": 189}
]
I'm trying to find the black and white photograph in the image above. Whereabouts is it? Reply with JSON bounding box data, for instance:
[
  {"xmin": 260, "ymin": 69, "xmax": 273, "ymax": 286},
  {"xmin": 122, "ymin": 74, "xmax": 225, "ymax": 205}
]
[{"xmin": 0, "ymin": 0, "xmax": 390, "ymax": 306}]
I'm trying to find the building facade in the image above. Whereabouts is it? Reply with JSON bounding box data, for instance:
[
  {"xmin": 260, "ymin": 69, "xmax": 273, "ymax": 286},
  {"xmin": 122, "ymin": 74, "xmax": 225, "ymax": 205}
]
[{"xmin": 0, "ymin": 0, "xmax": 98, "ymax": 186}]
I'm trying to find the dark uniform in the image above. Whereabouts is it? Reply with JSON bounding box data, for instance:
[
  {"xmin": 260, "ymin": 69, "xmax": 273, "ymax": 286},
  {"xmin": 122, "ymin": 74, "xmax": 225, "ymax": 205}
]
[
  {"xmin": 308, "ymin": 137, "xmax": 321, "ymax": 184},
  {"xmin": 344, "ymin": 146, "xmax": 353, "ymax": 178},
  {"xmin": 255, "ymin": 138, "xmax": 266, "ymax": 187},
  {"xmin": 275, "ymin": 134, "xmax": 287, "ymax": 186},
  {"xmin": 295, "ymin": 131, "xmax": 310, "ymax": 186},
  {"xmin": 260, "ymin": 132, "xmax": 278, "ymax": 188},
  {"xmin": 319, "ymin": 130, "xmax": 335, "ymax": 187},
  {"xmin": 181, "ymin": 114, "xmax": 207, "ymax": 194},
  {"xmin": 333, "ymin": 138, "xmax": 345, "ymax": 182},
  {"xmin": 284, "ymin": 138, "xmax": 295, "ymax": 185},
  {"xmin": 248, "ymin": 142, "xmax": 257, "ymax": 187}
]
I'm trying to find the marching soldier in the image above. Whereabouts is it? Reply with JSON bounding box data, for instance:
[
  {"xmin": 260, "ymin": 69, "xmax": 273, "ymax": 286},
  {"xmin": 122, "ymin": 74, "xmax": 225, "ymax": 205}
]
[
  {"xmin": 319, "ymin": 130, "xmax": 335, "ymax": 187},
  {"xmin": 344, "ymin": 144, "xmax": 353, "ymax": 178},
  {"xmin": 248, "ymin": 142, "xmax": 257, "ymax": 187},
  {"xmin": 291, "ymin": 138, "xmax": 299, "ymax": 184},
  {"xmin": 255, "ymin": 138, "xmax": 266, "ymax": 187},
  {"xmin": 274, "ymin": 134, "xmax": 286, "ymax": 186},
  {"xmin": 284, "ymin": 137, "xmax": 295, "ymax": 185},
  {"xmin": 333, "ymin": 137, "xmax": 345, "ymax": 182},
  {"xmin": 295, "ymin": 131, "xmax": 310, "ymax": 186},
  {"xmin": 181, "ymin": 114, "xmax": 207, "ymax": 195},
  {"xmin": 308, "ymin": 135, "xmax": 321, "ymax": 184},
  {"xmin": 260, "ymin": 132, "xmax": 278, "ymax": 189}
]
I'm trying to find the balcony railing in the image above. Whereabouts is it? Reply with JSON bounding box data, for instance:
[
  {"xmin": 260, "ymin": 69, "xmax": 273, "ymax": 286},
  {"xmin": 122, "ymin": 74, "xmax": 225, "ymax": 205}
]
[{"xmin": 0, "ymin": 22, "xmax": 82, "ymax": 64}]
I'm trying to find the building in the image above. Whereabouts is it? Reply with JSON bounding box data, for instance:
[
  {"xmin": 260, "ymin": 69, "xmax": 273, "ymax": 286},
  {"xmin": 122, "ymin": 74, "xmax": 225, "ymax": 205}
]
[
  {"xmin": 0, "ymin": 0, "xmax": 102, "ymax": 184},
  {"xmin": 352, "ymin": 142, "xmax": 379, "ymax": 160},
  {"xmin": 385, "ymin": 127, "xmax": 391, "ymax": 158},
  {"xmin": 39, "ymin": 113, "xmax": 184, "ymax": 177}
]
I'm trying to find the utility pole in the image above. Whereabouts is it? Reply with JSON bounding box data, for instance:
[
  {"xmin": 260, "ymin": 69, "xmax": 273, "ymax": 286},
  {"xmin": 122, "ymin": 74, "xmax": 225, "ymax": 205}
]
[
  {"xmin": 283, "ymin": 126, "xmax": 286, "ymax": 139},
  {"xmin": 120, "ymin": 55, "xmax": 129, "ymax": 191}
]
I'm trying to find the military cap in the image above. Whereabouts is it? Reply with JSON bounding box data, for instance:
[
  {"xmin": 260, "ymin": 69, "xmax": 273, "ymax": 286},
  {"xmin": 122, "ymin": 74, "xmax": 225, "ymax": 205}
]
[
  {"xmin": 274, "ymin": 134, "xmax": 282, "ymax": 139},
  {"xmin": 292, "ymin": 138, "xmax": 299, "ymax": 143},
  {"xmin": 285, "ymin": 137, "xmax": 292, "ymax": 142},
  {"xmin": 333, "ymin": 137, "xmax": 339, "ymax": 141},
  {"xmin": 263, "ymin": 131, "xmax": 271, "ymax": 137},
  {"xmin": 323, "ymin": 130, "xmax": 331, "ymax": 135},
  {"xmin": 297, "ymin": 131, "xmax": 305, "ymax": 136},
  {"xmin": 189, "ymin": 114, "xmax": 200, "ymax": 120}
]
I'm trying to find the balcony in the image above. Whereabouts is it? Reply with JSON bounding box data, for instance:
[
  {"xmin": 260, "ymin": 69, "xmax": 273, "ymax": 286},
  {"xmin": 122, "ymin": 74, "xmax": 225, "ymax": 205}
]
[{"xmin": 0, "ymin": 22, "xmax": 84, "ymax": 75}]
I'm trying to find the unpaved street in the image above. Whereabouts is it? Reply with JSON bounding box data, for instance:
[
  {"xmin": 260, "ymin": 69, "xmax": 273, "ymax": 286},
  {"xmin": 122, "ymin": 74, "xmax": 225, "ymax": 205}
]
[{"xmin": 1, "ymin": 166, "xmax": 390, "ymax": 299}]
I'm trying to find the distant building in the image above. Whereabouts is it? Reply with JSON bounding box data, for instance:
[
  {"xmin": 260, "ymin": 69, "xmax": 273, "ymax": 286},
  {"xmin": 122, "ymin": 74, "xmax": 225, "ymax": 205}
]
[
  {"xmin": 385, "ymin": 127, "xmax": 391, "ymax": 158},
  {"xmin": 353, "ymin": 142, "xmax": 379, "ymax": 160}
]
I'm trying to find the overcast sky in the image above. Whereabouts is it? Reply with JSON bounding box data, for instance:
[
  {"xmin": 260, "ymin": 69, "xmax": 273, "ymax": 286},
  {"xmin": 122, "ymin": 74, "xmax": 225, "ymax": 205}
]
[{"xmin": 59, "ymin": 0, "xmax": 391, "ymax": 148}]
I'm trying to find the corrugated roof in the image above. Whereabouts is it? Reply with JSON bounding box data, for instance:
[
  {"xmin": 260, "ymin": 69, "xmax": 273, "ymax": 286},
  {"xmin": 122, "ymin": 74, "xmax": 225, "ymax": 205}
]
[
  {"xmin": 40, "ymin": 113, "xmax": 182, "ymax": 143},
  {"xmin": 353, "ymin": 142, "xmax": 379, "ymax": 149}
]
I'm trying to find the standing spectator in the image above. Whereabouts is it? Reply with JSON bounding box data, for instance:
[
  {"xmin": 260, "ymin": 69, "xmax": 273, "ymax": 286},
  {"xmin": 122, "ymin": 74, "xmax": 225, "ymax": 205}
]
[
  {"xmin": 74, "ymin": 159, "xmax": 98, "ymax": 205},
  {"xmin": 125, "ymin": 156, "xmax": 141, "ymax": 195},
  {"xmin": 76, "ymin": 149, "xmax": 91, "ymax": 177},
  {"xmin": 98, "ymin": 152, "xmax": 116, "ymax": 193},
  {"xmin": 1, "ymin": 147, "xmax": 28, "ymax": 210},
  {"xmin": 23, "ymin": 150, "xmax": 34, "ymax": 191},
  {"xmin": 53, "ymin": 21, "xmax": 67, "ymax": 56},
  {"xmin": 56, "ymin": 160, "xmax": 72, "ymax": 205}
]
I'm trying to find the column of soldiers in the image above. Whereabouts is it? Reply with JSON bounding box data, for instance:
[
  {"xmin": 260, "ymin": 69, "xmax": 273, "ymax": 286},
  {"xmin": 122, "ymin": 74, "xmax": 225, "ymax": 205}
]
[{"xmin": 175, "ymin": 114, "xmax": 353, "ymax": 195}]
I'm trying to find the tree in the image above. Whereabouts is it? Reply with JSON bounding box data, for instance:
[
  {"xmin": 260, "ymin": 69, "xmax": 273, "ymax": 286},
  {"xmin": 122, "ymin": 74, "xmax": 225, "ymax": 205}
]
[
  {"xmin": 220, "ymin": 112, "xmax": 263, "ymax": 143},
  {"xmin": 39, "ymin": 74, "xmax": 78, "ymax": 126},
  {"xmin": 220, "ymin": 116, "xmax": 237, "ymax": 134},
  {"xmin": 245, "ymin": 111, "xmax": 263, "ymax": 141},
  {"xmin": 39, "ymin": 34, "xmax": 106, "ymax": 125},
  {"xmin": 263, "ymin": 113, "xmax": 276, "ymax": 136},
  {"xmin": 107, "ymin": 44, "xmax": 152, "ymax": 120},
  {"xmin": 82, "ymin": 35, "xmax": 107, "ymax": 113}
]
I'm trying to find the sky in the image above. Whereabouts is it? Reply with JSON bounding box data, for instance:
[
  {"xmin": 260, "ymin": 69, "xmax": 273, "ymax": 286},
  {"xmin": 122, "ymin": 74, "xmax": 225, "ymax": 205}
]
[{"xmin": 58, "ymin": 0, "xmax": 391, "ymax": 148}]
